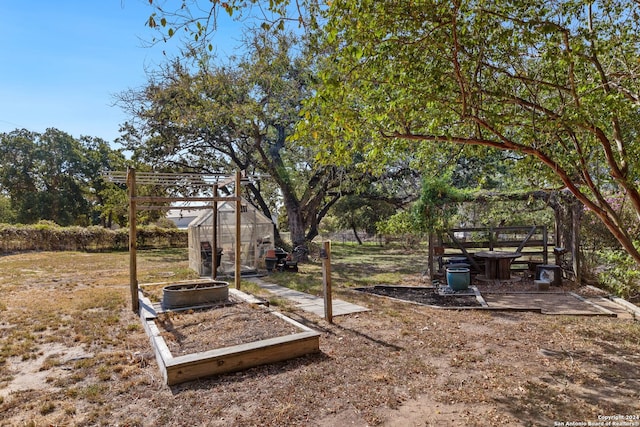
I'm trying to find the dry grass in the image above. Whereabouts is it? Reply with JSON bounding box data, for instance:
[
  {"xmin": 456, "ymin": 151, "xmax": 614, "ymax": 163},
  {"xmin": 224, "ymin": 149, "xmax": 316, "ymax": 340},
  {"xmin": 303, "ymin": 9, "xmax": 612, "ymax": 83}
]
[{"xmin": 0, "ymin": 245, "xmax": 639, "ymax": 426}]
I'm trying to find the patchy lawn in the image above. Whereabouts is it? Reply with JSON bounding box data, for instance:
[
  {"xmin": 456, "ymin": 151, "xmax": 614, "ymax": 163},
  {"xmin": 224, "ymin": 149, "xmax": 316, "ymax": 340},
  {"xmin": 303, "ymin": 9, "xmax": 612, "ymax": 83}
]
[{"xmin": 0, "ymin": 245, "xmax": 639, "ymax": 426}]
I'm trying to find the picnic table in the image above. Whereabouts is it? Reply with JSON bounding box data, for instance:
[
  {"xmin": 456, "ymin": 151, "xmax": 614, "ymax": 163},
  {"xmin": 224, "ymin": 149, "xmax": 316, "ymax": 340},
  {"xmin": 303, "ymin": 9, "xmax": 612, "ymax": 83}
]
[{"xmin": 475, "ymin": 250, "xmax": 522, "ymax": 280}]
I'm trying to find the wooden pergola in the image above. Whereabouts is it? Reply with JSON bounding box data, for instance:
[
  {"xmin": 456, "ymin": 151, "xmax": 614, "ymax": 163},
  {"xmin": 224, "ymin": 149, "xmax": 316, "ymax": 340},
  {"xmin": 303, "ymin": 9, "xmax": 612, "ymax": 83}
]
[
  {"xmin": 426, "ymin": 189, "xmax": 583, "ymax": 283},
  {"xmin": 106, "ymin": 168, "xmax": 247, "ymax": 313}
]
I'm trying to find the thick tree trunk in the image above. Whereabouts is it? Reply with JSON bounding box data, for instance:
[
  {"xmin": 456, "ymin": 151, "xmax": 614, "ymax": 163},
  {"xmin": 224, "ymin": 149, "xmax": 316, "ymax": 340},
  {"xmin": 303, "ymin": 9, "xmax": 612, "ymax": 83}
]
[
  {"xmin": 551, "ymin": 191, "xmax": 582, "ymax": 282},
  {"xmin": 571, "ymin": 202, "xmax": 582, "ymax": 284},
  {"xmin": 283, "ymin": 196, "xmax": 306, "ymax": 249},
  {"xmin": 259, "ymin": 126, "xmax": 337, "ymax": 254}
]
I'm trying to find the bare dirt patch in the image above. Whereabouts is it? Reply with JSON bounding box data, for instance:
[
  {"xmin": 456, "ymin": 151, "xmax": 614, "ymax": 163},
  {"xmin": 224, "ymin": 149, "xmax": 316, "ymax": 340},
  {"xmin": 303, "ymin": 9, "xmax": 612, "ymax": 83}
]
[
  {"xmin": 0, "ymin": 343, "xmax": 93, "ymax": 399},
  {"xmin": 356, "ymin": 285, "xmax": 482, "ymax": 307}
]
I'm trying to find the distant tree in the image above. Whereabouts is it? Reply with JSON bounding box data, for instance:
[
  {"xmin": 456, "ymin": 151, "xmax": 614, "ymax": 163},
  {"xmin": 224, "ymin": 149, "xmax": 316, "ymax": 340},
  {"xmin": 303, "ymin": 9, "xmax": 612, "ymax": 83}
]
[
  {"xmin": 79, "ymin": 136, "xmax": 128, "ymax": 227},
  {"xmin": 0, "ymin": 129, "xmax": 129, "ymax": 226},
  {"xmin": 0, "ymin": 129, "xmax": 45, "ymax": 223},
  {"xmin": 331, "ymin": 195, "xmax": 397, "ymax": 244},
  {"xmin": 36, "ymin": 129, "xmax": 91, "ymax": 225},
  {"xmin": 376, "ymin": 210, "xmax": 422, "ymax": 248},
  {"xmin": 0, "ymin": 195, "xmax": 16, "ymax": 223}
]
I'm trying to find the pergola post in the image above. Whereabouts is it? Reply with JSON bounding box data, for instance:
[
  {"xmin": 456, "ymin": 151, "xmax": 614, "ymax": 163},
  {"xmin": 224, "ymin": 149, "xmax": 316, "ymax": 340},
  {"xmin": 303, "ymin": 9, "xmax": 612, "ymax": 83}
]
[
  {"xmin": 105, "ymin": 169, "xmax": 253, "ymax": 310},
  {"xmin": 235, "ymin": 170, "xmax": 242, "ymax": 289},
  {"xmin": 212, "ymin": 184, "xmax": 218, "ymax": 280},
  {"xmin": 127, "ymin": 167, "xmax": 139, "ymax": 313}
]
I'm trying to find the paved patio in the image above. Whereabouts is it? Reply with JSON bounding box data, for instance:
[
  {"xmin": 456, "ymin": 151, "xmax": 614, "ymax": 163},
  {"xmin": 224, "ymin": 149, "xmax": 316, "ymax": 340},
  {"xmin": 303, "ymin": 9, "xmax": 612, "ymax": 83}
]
[{"xmin": 480, "ymin": 292, "xmax": 634, "ymax": 317}]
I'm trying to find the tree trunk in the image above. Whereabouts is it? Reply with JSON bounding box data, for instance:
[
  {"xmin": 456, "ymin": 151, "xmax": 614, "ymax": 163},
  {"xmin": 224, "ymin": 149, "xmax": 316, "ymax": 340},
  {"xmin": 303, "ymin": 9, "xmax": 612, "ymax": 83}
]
[
  {"xmin": 571, "ymin": 201, "xmax": 582, "ymax": 284},
  {"xmin": 259, "ymin": 126, "xmax": 338, "ymax": 254},
  {"xmin": 351, "ymin": 224, "xmax": 363, "ymax": 245},
  {"xmin": 283, "ymin": 196, "xmax": 306, "ymax": 249},
  {"xmin": 550, "ymin": 190, "xmax": 585, "ymax": 282}
]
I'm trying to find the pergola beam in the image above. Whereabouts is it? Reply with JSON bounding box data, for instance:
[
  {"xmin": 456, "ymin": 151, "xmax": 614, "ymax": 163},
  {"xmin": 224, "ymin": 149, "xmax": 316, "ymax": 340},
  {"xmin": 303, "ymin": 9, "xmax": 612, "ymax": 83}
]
[
  {"xmin": 114, "ymin": 168, "xmax": 249, "ymax": 313},
  {"xmin": 132, "ymin": 196, "xmax": 241, "ymax": 204}
]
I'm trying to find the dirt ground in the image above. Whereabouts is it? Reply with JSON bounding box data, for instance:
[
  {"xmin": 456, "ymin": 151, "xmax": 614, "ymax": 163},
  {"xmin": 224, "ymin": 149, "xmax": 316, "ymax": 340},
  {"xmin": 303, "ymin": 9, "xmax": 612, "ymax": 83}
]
[
  {"xmin": 155, "ymin": 303, "xmax": 302, "ymax": 356},
  {"xmin": 356, "ymin": 285, "xmax": 482, "ymax": 307},
  {"xmin": 1, "ymin": 251, "xmax": 640, "ymax": 426}
]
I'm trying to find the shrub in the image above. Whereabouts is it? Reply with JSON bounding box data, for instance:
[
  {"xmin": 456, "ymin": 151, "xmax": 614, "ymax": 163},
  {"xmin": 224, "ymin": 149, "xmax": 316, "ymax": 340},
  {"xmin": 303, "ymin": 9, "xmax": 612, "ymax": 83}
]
[
  {"xmin": 376, "ymin": 211, "xmax": 423, "ymax": 248},
  {"xmin": 0, "ymin": 222, "xmax": 187, "ymax": 253},
  {"xmin": 597, "ymin": 247, "xmax": 640, "ymax": 302}
]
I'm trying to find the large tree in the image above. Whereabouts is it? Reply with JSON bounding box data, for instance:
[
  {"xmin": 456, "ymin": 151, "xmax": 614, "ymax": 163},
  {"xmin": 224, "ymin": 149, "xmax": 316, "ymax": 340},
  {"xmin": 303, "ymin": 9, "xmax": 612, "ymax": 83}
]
[
  {"xmin": 0, "ymin": 130, "xmax": 40, "ymax": 223},
  {"xmin": 119, "ymin": 30, "xmax": 350, "ymax": 248},
  {"xmin": 0, "ymin": 129, "xmax": 89, "ymax": 225},
  {"xmin": 300, "ymin": 0, "xmax": 640, "ymax": 265}
]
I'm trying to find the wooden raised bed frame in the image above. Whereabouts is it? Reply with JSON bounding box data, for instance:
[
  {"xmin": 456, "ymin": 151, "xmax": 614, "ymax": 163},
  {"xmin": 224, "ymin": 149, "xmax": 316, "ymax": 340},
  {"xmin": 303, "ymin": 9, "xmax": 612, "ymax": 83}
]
[{"xmin": 138, "ymin": 288, "xmax": 320, "ymax": 386}]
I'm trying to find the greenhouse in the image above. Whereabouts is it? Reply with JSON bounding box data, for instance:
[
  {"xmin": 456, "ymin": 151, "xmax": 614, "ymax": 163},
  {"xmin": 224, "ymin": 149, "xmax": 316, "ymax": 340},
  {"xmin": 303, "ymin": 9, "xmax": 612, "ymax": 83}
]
[{"xmin": 188, "ymin": 198, "xmax": 275, "ymax": 276}]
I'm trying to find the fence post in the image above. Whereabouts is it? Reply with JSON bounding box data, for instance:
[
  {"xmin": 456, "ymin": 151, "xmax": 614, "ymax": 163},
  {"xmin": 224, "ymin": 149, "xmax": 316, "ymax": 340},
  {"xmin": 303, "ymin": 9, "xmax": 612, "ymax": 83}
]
[{"xmin": 321, "ymin": 241, "xmax": 333, "ymax": 323}]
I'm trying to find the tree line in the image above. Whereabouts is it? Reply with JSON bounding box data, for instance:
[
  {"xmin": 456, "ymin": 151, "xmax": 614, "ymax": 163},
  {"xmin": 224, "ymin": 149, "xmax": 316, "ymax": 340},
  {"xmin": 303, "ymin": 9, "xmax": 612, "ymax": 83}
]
[
  {"xmin": 0, "ymin": 128, "xmax": 128, "ymax": 227},
  {"xmin": 0, "ymin": 123, "xmax": 412, "ymax": 245},
  {"xmin": 5, "ymin": 0, "xmax": 640, "ymax": 290}
]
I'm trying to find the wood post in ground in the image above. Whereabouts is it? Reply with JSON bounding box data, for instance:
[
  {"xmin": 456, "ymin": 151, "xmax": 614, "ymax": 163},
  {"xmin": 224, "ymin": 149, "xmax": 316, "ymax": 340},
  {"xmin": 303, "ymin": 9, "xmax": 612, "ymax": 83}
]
[
  {"xmin": 212, "ymin": 184, "xmax": 218, "ymax": 280},
  {"xmin": 127, "ymin": 167, "xmax": 139, "ymax": 313},
  {"xmin": 235, "ymin": 170, "xmax": 241, "ymax": 289},
  {"xmin": 321, "ymin": 241, "xmax": 333, "ymax": 323},
  {"xmin": 427, "ymin": 233, "xmax": 434, "ymax": 280}
]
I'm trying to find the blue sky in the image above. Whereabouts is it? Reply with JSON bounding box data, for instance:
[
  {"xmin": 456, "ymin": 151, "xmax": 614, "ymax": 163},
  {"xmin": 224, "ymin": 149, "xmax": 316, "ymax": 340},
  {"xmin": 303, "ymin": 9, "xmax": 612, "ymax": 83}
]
[{"xmin": 0, "ymin": 1, "xmax": 240, "ymax": 143}]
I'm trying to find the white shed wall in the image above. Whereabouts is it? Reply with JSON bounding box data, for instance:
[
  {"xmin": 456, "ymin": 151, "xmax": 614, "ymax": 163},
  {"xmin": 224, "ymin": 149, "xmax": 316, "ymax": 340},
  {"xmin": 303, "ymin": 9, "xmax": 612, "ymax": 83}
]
[{"xmin": 188, "ymin": 199, "xmax": 274, "ymax": 276}]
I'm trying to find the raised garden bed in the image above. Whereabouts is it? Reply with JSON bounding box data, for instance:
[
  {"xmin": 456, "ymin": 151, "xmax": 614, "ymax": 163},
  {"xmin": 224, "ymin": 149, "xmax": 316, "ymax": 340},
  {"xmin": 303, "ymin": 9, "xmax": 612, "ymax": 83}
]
[
  {"xmin": 139, "ymin": 289, "xmax": 320, "ymax": 385},
  {"xmin": 156, "ymin": 303, "xmax": 302, "ymax": 355}
]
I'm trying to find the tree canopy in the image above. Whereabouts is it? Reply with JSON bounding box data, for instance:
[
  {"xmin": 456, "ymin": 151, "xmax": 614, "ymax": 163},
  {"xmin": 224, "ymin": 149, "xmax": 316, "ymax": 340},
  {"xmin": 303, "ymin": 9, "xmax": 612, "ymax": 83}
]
[
  {"xmin": 119, "ymin": 30, "xmax": 356, "ymax": 247},
  {"xmin": 303, "ymin": 0, "xmax": 640, "ymax": 264},
  {"xmin": 141, "ymin": 0, "xmax": 640, "ymax": 266},
  {"xmin": 0, "ymin": 129, "xmax": 127, "ymax": 226}
]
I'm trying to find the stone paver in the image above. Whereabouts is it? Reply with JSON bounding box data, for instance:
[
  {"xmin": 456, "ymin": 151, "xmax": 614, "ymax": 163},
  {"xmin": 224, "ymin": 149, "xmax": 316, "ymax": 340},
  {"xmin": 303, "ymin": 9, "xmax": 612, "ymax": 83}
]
[{"xmin": 247, "ymin": 277, "xmax": 369, "ymax": 318}]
